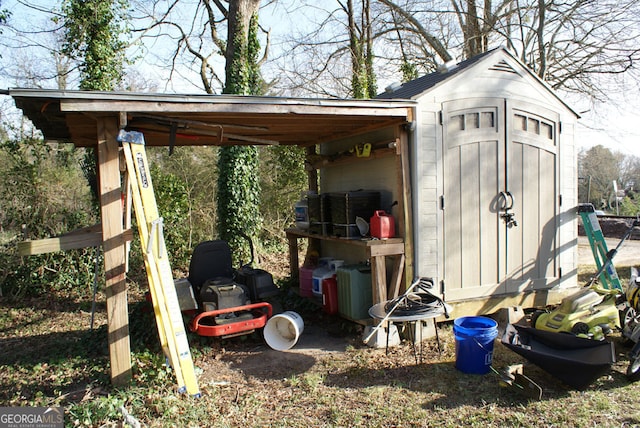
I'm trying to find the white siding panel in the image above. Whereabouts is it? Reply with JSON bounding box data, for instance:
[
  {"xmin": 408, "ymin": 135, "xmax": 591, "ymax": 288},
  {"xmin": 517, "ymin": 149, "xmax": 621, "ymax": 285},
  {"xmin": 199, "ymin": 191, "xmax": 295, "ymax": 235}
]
[
  {"xmin": 413, "ymin": 109, "xmax": 440, "ymax": 280},
  {"xmin": 321, "ymin": 156, "xmax": 399, "ymax": 210},
  {"xmin": 558, "ymin": 119, "xmax": 578, "ymax": 289}
]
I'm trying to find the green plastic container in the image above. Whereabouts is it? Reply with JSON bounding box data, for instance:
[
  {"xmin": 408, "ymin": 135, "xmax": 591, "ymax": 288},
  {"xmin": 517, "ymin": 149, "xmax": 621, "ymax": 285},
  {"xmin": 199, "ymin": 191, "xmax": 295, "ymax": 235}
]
[{"xmin": 336, "ymin": 264, "xmax": 372, "ymax": 320}]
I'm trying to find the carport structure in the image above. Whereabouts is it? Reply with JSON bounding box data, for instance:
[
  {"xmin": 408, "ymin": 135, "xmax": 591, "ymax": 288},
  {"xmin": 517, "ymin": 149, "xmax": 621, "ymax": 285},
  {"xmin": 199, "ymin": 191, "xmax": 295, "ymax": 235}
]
[{"xmin": 5, "ymin": 89, "xmax": 416, "ymax": 385}]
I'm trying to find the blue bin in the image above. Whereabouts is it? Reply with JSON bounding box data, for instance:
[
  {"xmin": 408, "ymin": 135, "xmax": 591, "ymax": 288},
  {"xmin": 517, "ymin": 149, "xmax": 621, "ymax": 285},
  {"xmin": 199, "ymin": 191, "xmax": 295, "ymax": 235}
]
[{"xmin": 453, "ymin": 316, "xmax": 498, "ymax": 374}]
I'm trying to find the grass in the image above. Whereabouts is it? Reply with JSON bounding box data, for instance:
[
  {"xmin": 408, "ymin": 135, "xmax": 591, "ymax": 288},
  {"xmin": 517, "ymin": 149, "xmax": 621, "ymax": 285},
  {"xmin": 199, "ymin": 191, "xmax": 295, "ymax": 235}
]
[{"xmin": 2, "ymin": 267, "xmax": 640, "ymax": 427}]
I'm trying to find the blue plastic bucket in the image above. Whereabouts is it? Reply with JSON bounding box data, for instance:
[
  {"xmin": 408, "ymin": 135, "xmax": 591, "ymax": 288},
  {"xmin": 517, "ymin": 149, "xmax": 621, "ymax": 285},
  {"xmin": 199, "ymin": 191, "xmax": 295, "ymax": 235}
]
[{"xmin": 453, "ymin": 316, "xmax": 499, "ymax": 374}]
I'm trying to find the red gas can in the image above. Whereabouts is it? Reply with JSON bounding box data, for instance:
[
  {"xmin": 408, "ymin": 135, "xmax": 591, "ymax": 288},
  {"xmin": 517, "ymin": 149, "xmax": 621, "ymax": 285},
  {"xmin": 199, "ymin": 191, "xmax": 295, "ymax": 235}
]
[
  {"xmin": 322, "ymin": 276, "xmax": 338, "ymax": 314},
  {"xmin": 370, "ymin": 210, "xmax": 395, "ymax": 238}
]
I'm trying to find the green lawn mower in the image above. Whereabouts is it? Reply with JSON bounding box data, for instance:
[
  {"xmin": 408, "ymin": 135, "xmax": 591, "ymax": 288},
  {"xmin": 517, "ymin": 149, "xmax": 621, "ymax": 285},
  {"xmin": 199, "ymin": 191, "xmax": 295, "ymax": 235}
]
[
  {"xmin": 531, "ymin": 286, "xmax": 621, "ymax": 340},
  {"xmin": 532, "ymin": 208, "xmax": 639, "ymax": 340},
  {"xmin": 531, "ymin": 211, "xmax": 640, "ymax": 382}
]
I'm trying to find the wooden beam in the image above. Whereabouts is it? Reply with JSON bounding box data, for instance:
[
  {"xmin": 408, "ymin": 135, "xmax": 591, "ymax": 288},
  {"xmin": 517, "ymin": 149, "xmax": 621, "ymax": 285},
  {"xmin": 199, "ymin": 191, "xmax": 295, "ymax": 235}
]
[
  {"xmin": 60, "ymin": 99, "xmax": 412, "ymax": 118},
  {"xmin": 308, "ymin": 146, "xmax": 396, "ymax": 170},
  {"xmin": 17, "ymin": 225, "xmax": 133, "ymax": 256},
  {"xmin": 18, "ymin": 224, "xmax": 101, "ymax": 255},
  {"xmin": 97, "ymin": 116, "xmax": 132, "ymax": 386}
]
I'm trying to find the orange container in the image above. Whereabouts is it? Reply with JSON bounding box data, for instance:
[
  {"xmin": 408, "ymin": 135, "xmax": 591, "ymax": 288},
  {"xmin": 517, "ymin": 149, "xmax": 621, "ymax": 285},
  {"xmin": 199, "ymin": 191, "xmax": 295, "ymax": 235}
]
[{"xmin": 370, "ymin": 210, "xmax": 395, "ymax": 238}]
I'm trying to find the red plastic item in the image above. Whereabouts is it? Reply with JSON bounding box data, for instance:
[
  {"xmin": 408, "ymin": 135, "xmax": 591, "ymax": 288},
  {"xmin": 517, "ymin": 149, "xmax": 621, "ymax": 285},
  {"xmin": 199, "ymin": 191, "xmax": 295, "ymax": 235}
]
[
  {"xmin": 299, "ymin": 265, "xmax": 315, "ymax": 297},
  {"xmin": 189, "ymin": 302, "xmax": 272, "ymax": 337},
  {"xmin": 322, "ymin": 276, "xmax": 338, "ymax": 314},
  {"xmin": 370, "ymin": 210, "xmax": 395, "ymax": 238}
]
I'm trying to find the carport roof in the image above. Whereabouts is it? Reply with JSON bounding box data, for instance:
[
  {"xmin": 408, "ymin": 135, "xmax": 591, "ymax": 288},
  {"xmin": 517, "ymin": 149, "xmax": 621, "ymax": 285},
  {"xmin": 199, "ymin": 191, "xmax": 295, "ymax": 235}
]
[{"xmin": 4, "ymin": 89, "xmax": 416, "ymax": 148}]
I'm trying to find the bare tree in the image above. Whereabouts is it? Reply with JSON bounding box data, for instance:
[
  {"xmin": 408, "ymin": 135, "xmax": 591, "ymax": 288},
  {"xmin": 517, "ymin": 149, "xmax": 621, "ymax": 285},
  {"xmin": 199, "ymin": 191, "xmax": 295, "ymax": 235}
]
[
  {"xmin": 129, "ymin": 0, "xmax": 272, "ymax": 95},
  {"xmin": 498, "ymin": 0, "xmax": 640, "ymax": 99},
  {"xmin": 272, "ymin": 0, "xmax": 640, "ymax": 103}
]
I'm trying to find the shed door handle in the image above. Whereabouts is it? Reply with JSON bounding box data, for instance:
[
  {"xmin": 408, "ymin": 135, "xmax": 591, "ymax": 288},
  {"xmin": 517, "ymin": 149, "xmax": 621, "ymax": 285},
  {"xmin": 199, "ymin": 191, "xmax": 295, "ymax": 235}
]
[{"xmin": 499, "ymin": 191, "xmax": 514, "ymax": 211}]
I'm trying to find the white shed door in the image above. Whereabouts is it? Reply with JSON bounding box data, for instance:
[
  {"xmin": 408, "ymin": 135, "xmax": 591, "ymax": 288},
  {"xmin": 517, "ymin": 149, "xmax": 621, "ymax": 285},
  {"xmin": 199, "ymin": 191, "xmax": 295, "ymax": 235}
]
[{"xmin": 442, "ymin": 98, "xmax": 558, "ymax": 301}]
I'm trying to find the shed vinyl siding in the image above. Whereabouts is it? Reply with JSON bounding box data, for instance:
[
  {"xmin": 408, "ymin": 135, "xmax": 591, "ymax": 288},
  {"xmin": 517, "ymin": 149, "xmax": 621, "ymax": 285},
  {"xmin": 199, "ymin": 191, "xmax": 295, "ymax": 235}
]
[
  {"xmin": 412, "ymin": 109, "xmax": 439, "ymax": 280},
  {"xmin": 437, "ymin": 97, "xmax": 562, "ymax": 302},
  {"xmin": 558, "ymin": 119, "xmax": 579, "ymax": 288},
  {"xmin": 506, "ymin": 102, "xmax": 559, "ymax": 294},
  {"xmin": 404, "ymin": 49, "xmax": 579, "ymax": 307},
  {"xmin": 441, "ymin": 98, "xmax": 505, "ymax": 300}
]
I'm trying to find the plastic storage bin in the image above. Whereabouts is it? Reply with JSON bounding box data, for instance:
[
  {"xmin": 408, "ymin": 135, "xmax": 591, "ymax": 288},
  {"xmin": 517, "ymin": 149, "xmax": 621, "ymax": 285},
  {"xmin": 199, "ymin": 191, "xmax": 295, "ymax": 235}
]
[
  {"xmin": 329, "ymin": 191, "xmax": 380, "ymax": 238},
  {"xmin": 308, "ymin": 193, "xmax": 331, "ymax": 235}
]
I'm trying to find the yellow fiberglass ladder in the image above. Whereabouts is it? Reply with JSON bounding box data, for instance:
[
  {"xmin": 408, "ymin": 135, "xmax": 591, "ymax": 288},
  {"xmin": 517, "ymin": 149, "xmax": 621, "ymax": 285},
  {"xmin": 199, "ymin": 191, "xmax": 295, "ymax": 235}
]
[{"xmin": 118, "ymin": 130, "xmax": 200, "ymax": 397}]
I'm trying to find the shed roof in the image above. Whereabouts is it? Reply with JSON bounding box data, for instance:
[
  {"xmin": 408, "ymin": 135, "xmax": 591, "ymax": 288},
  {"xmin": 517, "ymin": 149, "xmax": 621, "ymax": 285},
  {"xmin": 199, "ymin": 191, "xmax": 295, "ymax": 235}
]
[
  {"xmin": 3, "ymin": 89, "xmax": 416, "ymax": 148},
  {"xmin": 376, "ymin": 47, "xmax": 579, "ymax": 117},
  {"xmin": 376, "ymin": 49, "xmax": 494, "ymax": 100}
]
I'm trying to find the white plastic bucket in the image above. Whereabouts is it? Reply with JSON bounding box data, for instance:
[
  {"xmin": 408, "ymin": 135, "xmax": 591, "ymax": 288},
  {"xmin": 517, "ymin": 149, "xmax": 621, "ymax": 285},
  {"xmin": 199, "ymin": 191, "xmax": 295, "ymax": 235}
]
[{"xmin": 264, "ymin": 311, "xmax": 305, "ymax": 351}]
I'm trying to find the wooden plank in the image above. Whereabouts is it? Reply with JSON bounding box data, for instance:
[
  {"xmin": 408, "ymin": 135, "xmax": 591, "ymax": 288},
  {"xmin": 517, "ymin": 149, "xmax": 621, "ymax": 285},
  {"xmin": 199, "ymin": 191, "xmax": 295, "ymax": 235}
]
[
  {"xmin": 285, "ymin": 228, "xmax": 403, "ymax": 247},
  {"xmin": 17, "ymin": 226, "xmax": 133, "ymax": 256},
  {"xmin": 371, "ymin": 255, "xmax": 388, "ymax": 304},
  {"xmin": 388, "ymin": 254, "xmax": 406, "ymax": 299},
  {"xmin": 308, "ymin": 147, "xmax": 396, "ymax": 170},
  {"xmin": 368, "ymin": 242, "xmax": 405, "ymax": 257},
  {"xmin": 287, "ymin": 233, "xmax": 300, "ymax": 280},
  {"xmin": 306, "ymin": 146, "xmax": 319, "ymax": 193},
  {"xmin": 97, "ymin": 116, "xmax": 132, "ymax": 386},
  {"xmin": 60, "ymin": 99, "xmax": 412, "ymax": 118}
]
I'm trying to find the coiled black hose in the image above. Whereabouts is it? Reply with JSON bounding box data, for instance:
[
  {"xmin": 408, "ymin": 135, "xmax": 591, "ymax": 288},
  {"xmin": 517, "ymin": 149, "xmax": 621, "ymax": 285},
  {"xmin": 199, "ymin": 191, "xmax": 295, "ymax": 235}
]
[{"xmin": 384, "ymin": 278, "xmax": 450, "ymax": 318}]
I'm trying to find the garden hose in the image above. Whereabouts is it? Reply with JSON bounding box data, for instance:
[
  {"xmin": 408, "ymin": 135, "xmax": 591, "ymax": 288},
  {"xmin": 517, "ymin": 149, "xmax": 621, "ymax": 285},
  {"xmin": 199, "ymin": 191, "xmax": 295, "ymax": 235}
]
[{"xmin": 384, "ymin": 278, "xmax": 451, "ymax": 319}]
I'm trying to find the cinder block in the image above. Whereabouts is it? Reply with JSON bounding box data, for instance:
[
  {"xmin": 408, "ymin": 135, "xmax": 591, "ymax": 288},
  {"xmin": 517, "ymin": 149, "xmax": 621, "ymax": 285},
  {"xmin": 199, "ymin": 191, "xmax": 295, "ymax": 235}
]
[
  {"xmin": 400, "ymin": 320, "xmax": 437, "ymax": 343},
  {"xmin": 363, "ymin": 324, "xmax": 400, "ymax": 348}
]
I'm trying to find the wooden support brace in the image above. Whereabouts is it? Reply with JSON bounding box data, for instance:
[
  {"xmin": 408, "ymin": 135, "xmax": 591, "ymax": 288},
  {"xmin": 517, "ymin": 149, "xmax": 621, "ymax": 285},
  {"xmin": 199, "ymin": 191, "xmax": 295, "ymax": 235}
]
[
  {"xmin": 17, "ymin": 225, "xmax": 133, "ymax": 256},
  {"xmin": 97, "ymin": 117, "xmax": 132, "ymax": 386}
]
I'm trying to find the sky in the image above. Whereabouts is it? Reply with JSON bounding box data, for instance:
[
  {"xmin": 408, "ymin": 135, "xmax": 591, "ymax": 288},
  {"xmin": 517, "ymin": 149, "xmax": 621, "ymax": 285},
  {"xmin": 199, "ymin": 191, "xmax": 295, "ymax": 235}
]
[
  {"xmin": 0, "ymin": 0, "xmax": 637, "ymax": 157},
  {"xmin": 574, "ymin": 103, "xmax": 639, "ymax": 156}
]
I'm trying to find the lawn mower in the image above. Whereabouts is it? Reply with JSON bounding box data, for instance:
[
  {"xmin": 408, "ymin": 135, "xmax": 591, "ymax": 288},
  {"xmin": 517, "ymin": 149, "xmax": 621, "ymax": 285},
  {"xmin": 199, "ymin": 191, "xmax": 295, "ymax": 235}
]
[
  {"xmin": 531, "ymin": 286, "xmax": 621, "ymax": 340},
  {"xmin": 185, "ymin": 233, "xmax": 280, "ymax": 339},
  {"xmin": 532, "ymin": 208, "xmax": 639, "ymax": 339},
  {"xmin": 530, "ymin": 209, "xmax": 640, "ymax": 382},
  {"xmin": 621, "ymin": 267, "xmax": 640, "ymax": 380}
]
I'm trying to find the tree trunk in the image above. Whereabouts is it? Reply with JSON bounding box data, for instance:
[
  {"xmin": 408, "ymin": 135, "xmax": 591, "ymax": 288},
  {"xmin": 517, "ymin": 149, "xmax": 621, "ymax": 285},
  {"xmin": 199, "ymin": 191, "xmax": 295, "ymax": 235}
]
[
  {"xmin": 218, "ymin": 0, "xmax": 262, "ymax": 263},
  {"xmin": 225, "ymin": 0, "xmax": 261, "ymax": 95}
]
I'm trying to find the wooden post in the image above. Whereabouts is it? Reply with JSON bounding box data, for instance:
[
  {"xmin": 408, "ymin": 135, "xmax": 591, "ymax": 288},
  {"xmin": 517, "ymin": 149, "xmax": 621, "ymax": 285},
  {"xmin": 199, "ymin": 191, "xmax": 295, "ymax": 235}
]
[
  {"xmin": 396, "ymin": 123, "xmax": 414, "ymax": 291},
  {"xmin": 306, "ymin": 145, "xmax": 318, "ymax": 193},
  {"xmin": 97, "ymin": 116, "xmax": 132, "ymax": 386}
]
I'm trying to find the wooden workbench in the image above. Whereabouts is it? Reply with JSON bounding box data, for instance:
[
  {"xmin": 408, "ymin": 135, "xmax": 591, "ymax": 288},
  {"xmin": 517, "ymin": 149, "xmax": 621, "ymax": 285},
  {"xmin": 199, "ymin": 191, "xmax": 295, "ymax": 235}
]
[{"xmin": 285, "ymin": 228, "xmax": 405, "ymax": 305}]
